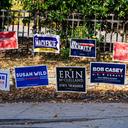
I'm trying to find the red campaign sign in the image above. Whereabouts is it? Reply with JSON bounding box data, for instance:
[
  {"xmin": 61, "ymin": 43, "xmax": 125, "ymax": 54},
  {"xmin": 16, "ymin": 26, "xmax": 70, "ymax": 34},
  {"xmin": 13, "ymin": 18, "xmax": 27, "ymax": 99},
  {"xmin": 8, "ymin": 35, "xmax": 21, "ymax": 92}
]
[
  {"xmin": 0, "ymin": 31, "xmax": 18, "ymax": 49},
  {"xmin": 113, "ymin": 42, "xmax": 128, "ymax": 62}
]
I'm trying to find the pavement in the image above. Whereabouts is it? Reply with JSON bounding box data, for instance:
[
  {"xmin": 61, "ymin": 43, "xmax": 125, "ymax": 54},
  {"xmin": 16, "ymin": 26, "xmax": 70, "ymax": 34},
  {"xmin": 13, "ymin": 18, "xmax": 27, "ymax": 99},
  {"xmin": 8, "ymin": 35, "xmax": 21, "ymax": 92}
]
[{"xmin": 0, "ymin": 103, "xmax": 128, "ymax": 128}]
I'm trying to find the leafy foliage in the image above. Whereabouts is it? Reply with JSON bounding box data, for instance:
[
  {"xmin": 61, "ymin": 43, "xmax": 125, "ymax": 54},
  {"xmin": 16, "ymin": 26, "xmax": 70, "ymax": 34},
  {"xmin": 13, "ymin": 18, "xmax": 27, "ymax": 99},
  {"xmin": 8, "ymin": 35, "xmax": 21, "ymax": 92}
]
[
  {"xmin": 60, "ymin": 47, "xmax": 70, "ymax": 60},
  {"xmin": 11, "ymin": 0, "xmax": 23, "ymax": 10},
  {"xmin": 0, "ymin": 0, "xmax": 12, "ymax": 30},
  {"xmin": 73, "ymin": 25, "xmax": 88, "ymax": 38},
  {"xmin": 21, "ymin": 0, "xmax": 128, "ymax": 20},
  {"xmin": 0, "ymin": 0, "xmax": 12, "ymax": 10}
]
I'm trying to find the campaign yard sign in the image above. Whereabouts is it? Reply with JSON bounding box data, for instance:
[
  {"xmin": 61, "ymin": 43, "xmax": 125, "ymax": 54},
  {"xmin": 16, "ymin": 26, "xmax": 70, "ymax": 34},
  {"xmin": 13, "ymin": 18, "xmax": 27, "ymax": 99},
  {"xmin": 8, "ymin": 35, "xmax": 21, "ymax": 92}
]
[
  {"xmin": 113, "ymin": 42, "xmax": 128, "ymax": 62},
  {"xmin": 90, "ymin": 62, "xmax": 126, "ymax": 85},
  {"xmin": 33, "ymin": 34, "xmax": 60, "ymax": 53},
  {"xmin": 0, "ymin": 69, "xmax": 10, "ymax": 91},
  {"xmin": 0, "ymin": 31, "xmax": 18, "ymax": 50},
  {"xmin": 70, "ymin": 39, "xmax": 96, "ymax": 58},
  {"xmin": 56, "ymin": 67, "xmax": 86, "ymax": 93},
  {"xmin": 15, "ymin": 65, "xmax": 48, "ymax": 88}
]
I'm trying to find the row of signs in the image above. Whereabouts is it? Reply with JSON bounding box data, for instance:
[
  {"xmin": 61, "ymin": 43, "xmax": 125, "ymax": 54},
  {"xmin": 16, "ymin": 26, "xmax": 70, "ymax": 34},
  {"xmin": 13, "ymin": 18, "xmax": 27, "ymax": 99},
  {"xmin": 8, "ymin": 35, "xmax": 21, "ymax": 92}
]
[
  {"xmin": 0, "ymin": 31, "xmax": 127, "ymax": 93},
  {"xmin": 33, "ymin": 34, "xmax": 96, "ymax": 57},
  {"xmin": 0, "ymin": 62, "xmax": 126, "ymax": 92},
  {"xmin": 1, "ymin": 31, "xmax": 128, "ymax": 62},
  {"xmin": 33, "ymin": 34, "xmax": 96, "ymax": 58}
]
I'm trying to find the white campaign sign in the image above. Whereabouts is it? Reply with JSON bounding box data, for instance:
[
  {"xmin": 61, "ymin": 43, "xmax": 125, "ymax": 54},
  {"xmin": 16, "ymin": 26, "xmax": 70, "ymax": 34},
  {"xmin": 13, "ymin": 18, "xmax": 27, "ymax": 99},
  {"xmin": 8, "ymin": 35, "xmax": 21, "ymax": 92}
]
[{"xmin": 0, "ymin": 69, "xmax": 10, "ymax": 91}]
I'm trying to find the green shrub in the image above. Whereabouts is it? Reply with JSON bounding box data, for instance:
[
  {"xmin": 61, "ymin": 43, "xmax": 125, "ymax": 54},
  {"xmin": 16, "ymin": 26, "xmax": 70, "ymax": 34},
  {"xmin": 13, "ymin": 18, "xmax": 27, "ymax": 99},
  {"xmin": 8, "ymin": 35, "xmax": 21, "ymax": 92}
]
[
  {"xmin": 73, "ymin": 25, "xmax": 88, "ymax": 38},
  {"xmin": 60, "ymin": 47, "xmax": 70, "ymax": 60}
]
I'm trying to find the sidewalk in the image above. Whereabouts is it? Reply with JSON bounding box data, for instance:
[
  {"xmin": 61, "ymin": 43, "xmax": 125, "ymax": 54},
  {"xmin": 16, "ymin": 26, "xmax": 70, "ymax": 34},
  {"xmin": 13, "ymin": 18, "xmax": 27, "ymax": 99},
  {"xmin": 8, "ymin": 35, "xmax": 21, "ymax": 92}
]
[{"xmin": 0, "ymin": 102, "xmax": 128, "ymax": 128}]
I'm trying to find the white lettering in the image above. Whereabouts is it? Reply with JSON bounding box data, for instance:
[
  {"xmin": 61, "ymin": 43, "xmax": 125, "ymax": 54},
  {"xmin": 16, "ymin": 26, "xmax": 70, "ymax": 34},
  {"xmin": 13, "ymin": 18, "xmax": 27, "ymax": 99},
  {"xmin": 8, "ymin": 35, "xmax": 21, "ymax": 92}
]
[
  {"xmin": 59, "ymin": 70, "xmax": 83, "ymax": 79},
  {"xmin": 76, "ymin": 71, "xmax": 83, "ymax": 78},
  {"xmin": 71, "ymin": 41, "xmax": 93, "ymax": 52},
  {"xmin": 16, "ymin": 72, "xmax": 33, "ymax": 77},
  {"xmin": 93, "ymin": 67, "xmax": 104, "ymax": 72},
  {"xmin": 65, "ymin": 71, "xmax": 70, "ymax": 78},
  {"xmin": 105, "ymin": 68, "xmax": 123, "ymax": 73},
  {"xmin": 35, "ymin": 39, "xmax": 57, "ymax": 48},
  {"xmin": 34, "ymin": 71, "xmax": 46, "ymax": 76},
  {"xmin": 59, "ymin": 71, "xmax": 64, "ymax": 78}
]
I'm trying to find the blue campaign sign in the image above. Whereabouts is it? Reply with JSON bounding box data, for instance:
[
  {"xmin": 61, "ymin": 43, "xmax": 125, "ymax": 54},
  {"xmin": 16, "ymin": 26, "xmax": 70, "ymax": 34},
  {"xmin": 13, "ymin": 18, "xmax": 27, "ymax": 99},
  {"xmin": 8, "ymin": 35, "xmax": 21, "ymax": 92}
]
[
  {"xmin": 0, "ymin": 69, "xmax": 10, "ymax": 91},
  {"xmin": 33, "ymin": 34, "xmax": 60, "ymax": 53},
  {"xmin": 70, "ymin": 39, "xmax": 96, "ymax": 58},
  {"xmin": 15, "ymin": 65, "xmax": 48, "ymax": 88},
  {"xmin": 90, "ymin": 62, "xmax": 126, "ymax": 85}
]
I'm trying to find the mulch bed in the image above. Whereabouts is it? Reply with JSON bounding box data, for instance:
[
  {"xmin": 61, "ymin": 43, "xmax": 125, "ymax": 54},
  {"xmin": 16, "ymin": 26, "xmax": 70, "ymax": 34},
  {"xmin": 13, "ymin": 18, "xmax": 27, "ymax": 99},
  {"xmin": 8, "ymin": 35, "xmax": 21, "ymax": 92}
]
[{"xmin": 0, "ymin": 86, "xmax": 128, "ymax": 103}]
